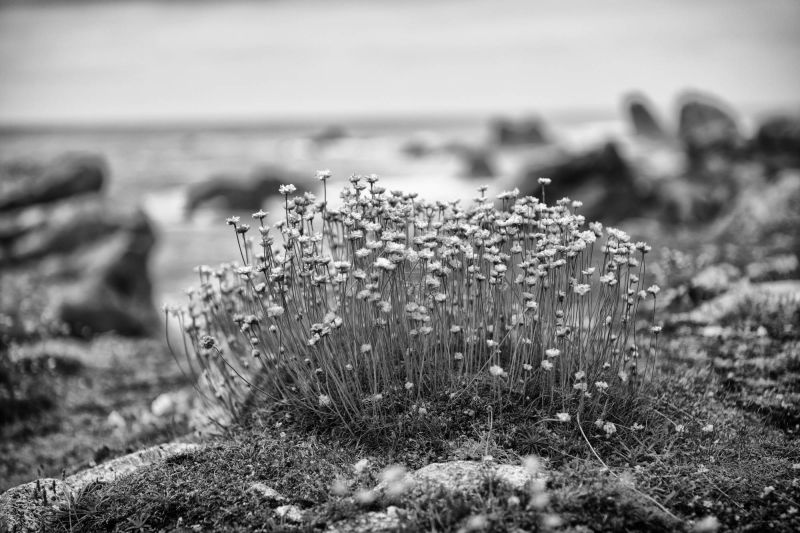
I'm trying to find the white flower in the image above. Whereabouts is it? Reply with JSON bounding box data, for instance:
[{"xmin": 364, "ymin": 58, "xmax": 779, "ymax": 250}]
[
  {"xmin": 538, "ymin": 177, "xmax": 552, "ymax": 185},
  {"xmin": 675, "ymin": 424, "xmax": 685, "ymax": 433},
  {"xmin": 404, "ymin": 381, "xmax": 414, "ymax": 390},
  {"xmin": 523, "ymin": 363, "xmax": 533, "ymax": 371},
  {"xmin": 594, "ymin": 381, "xmax": 609, "ymax": 391},
  {"xmin": 574, "ymin": 370, "xmax": 586, "ymax": 380},
  {"xmin": 279, "ymin": 184, "xmax": 297, "ymax": 195},
  {"xmin": 540, "ymin": 360, "xmax": 553, "ymax": 371},
  {"xmin": 360, "ymin": 343, "xmax": 372, "ymax": 353},
  {"xmin": 647, "ymin": 284, "xmax": 661, "ymax": 296},
  {"xmin": 489, "ymin": 365, "xmax": 506, "ymax": 377},
  {"xmin": 454, "ymin": 352, "xmax": 464, "ymax": 360},
  {"xmin": 701, "ymin": 424, "xmax": 714, "ymax": 433},
  {"xmin": 316, "ymin": 169, "xmax": 332, "ymax": 181},
  {"xmin": 545, "ymin": 348, "xmax": 561, "ymax": 358},
  {"xmin": 632, "ymin": 422, "xmax": 644, "ymax": 431},
  {"xmin": 267, "ymin": 305, "xmax": 285, "ymax": 317},
  {"xmin": 374, "ymin": 257, "xmax": 396, "ymax": 271},
  {"xmin": 450, "ymin": 325, "xmax": 462, "ymax": 333},
  {"xmin": 651, "ymin": 325, "xmax": 662, "ymax": 334},
  {"xmin": 603, "ymin": 422, "xmax": 617, "ymax": 436},
  {"xmin": 555, "ymin": 412, "xmax": 571, "ymax": 423},
  {"xmin": 573, "ymin": 283, "xmax": 591, "ymax": 296},
  {"xmin": 319, "ymin": 394, "xmax": 331, "ymax": 407}
]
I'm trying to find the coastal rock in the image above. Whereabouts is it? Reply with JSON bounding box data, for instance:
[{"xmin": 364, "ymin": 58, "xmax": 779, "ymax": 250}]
[
  {"xmin": 689, "ymin": 264, "xmax": 742, "ymax": 303},
  {"xmin": 0, "ymin": 153, "xmax": 106, "ymax": 212},
  {"xmin": 490, "ymin": 116, "xmax": 549, "ymax": 146},
  {"xmin": 0, "ymin": 443, "xmax": 201, "ymax": 532},
  {"xmin": 519, "ymin": 141, "xmax": 641, "ymax": 222},
  {"xmin": 677, "ymin": 91, "xmax": 743, "ymax": 169},
  {"xmin": 457, "ymin": 147, "xmax": 496, "ymax": 178},
  {"xmin": 185, "ymin": 165, "xmax": 299, "ymax": 217},
  {"xmin": 709, "ymin": 171, "xmax": 800, "ymax": 257},
  {"xmin": 754, "ymin": 115, "xmax": 800, "ymax": 174},
  {"xmin": 624, "ymin": 92, "xmax": 668, "ymax": 139},
  {"xmin": 52, "ymin": 209, "xmax": 157, "ymax": 337},
  {"xmin": 668, "ymin": 280, "xmax": 800, "ymax": 327}
]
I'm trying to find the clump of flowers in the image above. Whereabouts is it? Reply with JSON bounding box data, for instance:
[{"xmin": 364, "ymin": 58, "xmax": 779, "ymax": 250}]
[{"xmin": 168, "ymin": 174, "xmax": 661, "ymax": 432}]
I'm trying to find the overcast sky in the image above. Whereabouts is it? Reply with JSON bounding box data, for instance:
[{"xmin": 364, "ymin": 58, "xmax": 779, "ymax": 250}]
[{"xmin": 1, "ymin": 0, "xmax": 798, "ymax": 125}]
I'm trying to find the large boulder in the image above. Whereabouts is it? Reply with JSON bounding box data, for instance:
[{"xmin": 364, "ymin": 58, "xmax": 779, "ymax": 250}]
[
  {"xmin": 677, "ymin": 91, "xmax": 743, "ymax": 170},
  {"xmin": 0, "ymin": 153, "xmax": 105, "ymax": 212},
  {"xmin": 709, "ymin": 170, "xmax": 800, "ymax": 259},
  {"xmin": 623, "ymin": 92, "xmax": 668, "ymax": 140},
  {"xmin": 754, "ymin": 114, "xmax": 800, "ymax": 175},
  {"xmin": 490, "ymin": 116, "xmax": 549, "ymax": 146},
  {"xmin": 0, "ymin": 443, "xmax": 200, "ymax": 532},
  {"xmin": 185, "ymin": 165, "xmax": 301, "ymax": 217},
  {"xmin": 53, "ymin": 209, "xmax": 157, "ymax": 337},
  {"xmin": 519, "ymin": 141, "xmax": 642, "ymax": 222}
]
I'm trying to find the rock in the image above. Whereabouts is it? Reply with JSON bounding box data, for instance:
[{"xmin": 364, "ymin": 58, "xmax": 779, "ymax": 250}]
[
  {"xmin": 274, "ymin": 504, "xmax": 304, "ymax": 523},
  {"xmin": 310, "ymin": 125, "xmax": 350, "ymax": 146},
  {"xmin": 249, "ymin": 482, "xmax": 286, "ymax": 502},
  {"xmin": 624, "ymin": 92, "xmax": 668, "ymax": 139},
  {"xmin": 668, "ymin": 280, "xmax": 800, "ymax": 327},
  {"xmin": 754, "ymin": 114, "xmax": 800, "ymax": 175},
  {"xmin": 52, "ymin": 209, "xmax": 157, "ymax": 337},
  {"xmin": 0, "ymin": 443, "xmax": 201, "ymax": 532},
  {"xmin": 677, "ymin": 91, "xmax": 743, "ymax": 170},
  {"xmin": 746, "ymin": 254, "xmax": 799, "ymax": 282},
  {"xmin": 376, "ymin": 460, "xmax": 543, "ymax": 498},
  {"xmin": 709, "ymin": 171, "xmax": 800, "ymax": 258},
  {"xmin": 0, "ymin": 199, "xmax": 148, "ymax": 266},
  {"xmin": 490, "ymin": 116, "xmax": 549, "ymax": 146},
  {"xmin": 519, "ymin": 141, "xmax": 641, "ymax": 222},
  {"xmin": 327, "ymin": 510, "xmax": 401, "ymax": 533},
  {"xmin": 0, "ymin": 153, "xmax": 106, "ymax": 212},
  {"xmin": 689, "ymin": 264, "xmax": 742, "ymax": 303},
  {"xmin": 457, "ymin": 148, "xmax": 496, "ymax": 178},
  {"xmin": 185, "ymin": 165, "xmax": 300, "ymax": 217}
]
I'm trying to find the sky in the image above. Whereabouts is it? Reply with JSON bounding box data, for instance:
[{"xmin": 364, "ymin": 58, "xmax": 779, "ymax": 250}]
[{"xmin": 0, "ymin": 0, "xmax": 799, "ymax": 125}]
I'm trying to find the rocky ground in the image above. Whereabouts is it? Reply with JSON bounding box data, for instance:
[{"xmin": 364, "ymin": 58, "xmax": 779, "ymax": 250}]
[{"xmin": 1, "ymin": 91, "xmax": 799, "ymax": 531}]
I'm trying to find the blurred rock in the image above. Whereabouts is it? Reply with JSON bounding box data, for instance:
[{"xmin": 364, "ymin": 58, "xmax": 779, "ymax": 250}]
[
  {"xmin": 689, "ymin": 263, "xmax": 742, "ymax": 303},
  {"xmin": 754, "ymin": 115, "xmax": 800, "ymax": 175},
  {"xmin": 519, "ymin": 141, "xmax": 641, "ymax": 222},
  {"xmin": 54, "ymin": 211, "xmax": 157, "ymax": 337},
  {"xmin": 746, "ymin": 254, "xmax": 799, "ymax": 282},
  {"xmin": 623, "ymin": 92, "xmax": 668, "ymax": 140},
  {"xmin": 310, "ymin": 124, "xmax": 349, "ymax": 146},
  {"xmin": 709, "ymin": 170, "xmax": 800, "ymax": 258},
  {"xmin": 400, "ymin": 131, "xmax": 441, "ymax": 158},
  {"xmin": 185, "ymin": 165, "xmax": 299, "ymax": 217},
  {"xmin": 677, "ymin": 91, "xmax": 743, "ymax": 170},
  {"xmin": 0, "ymin": 153, "xmax": 106, "ymax": 212},
  {"xmin": 0, "ymin": 155, "xmax": 159, "ymax": 339},
  {"xmin": 668, "ymin": 280, "xmax": 800, "ymax": 328},
  {"xmin": 455, "ymin": 147, "xmax": 496, "ymax": 178},
  {"xmin": 490, "ymin": 116, "xmax": 549, "ymax": 146}
]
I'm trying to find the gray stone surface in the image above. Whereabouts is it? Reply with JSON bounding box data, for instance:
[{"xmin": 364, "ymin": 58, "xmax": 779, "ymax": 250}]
[{"xmin": 0, "ymin": 442, "xmax": 201, "ymax": 532}]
